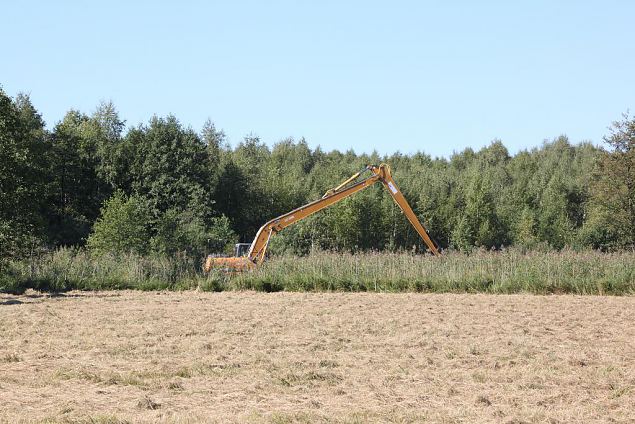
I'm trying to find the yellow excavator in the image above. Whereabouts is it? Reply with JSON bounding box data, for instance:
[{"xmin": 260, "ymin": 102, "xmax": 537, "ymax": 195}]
[{"xmin": 204, "ymin": 163, "xmax": 440, "ymax": 272}]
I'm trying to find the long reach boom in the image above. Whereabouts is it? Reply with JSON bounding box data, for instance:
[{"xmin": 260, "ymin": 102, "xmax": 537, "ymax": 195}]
[{"xmin": 204, "ymin": 164, "xmax": 439, "ymax": 272}]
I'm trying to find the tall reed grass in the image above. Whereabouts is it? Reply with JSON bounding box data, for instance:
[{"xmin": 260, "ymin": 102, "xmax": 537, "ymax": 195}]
[
  {"xmin": 1, "ymin": 248, "xmax": 633, "ymax": 295},
  {"xmin": 0, "ymin": 249, "xmax": 205, "ymax": 293},
  {"xmin": 234, "ymin": 250, "xmax": 635, "ymax": 295}
]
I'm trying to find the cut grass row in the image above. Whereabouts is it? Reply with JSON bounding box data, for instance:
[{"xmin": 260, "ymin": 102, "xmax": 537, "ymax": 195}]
[{"xmin": 1, "ymin": 248, "xmax": 633, "ymax": 295}]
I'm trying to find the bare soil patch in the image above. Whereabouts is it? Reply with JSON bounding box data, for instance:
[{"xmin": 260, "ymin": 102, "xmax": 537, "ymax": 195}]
[{"xmin": 0, "ymin": 291, "xmax": 633, "ymax": 423}]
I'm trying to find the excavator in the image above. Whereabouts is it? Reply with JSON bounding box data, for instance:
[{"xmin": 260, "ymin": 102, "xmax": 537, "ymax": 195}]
[{"xmin": 204, "ymin": 163, "xmax": 440, "ymax": 272}]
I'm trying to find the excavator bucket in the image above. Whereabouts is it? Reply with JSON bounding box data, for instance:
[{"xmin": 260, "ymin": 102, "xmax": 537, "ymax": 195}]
[
  {"xmin": 204, "ymin": 255, "xmax": 255, "ymax": 273},
  {"xmin": 203, "ymin": 243, "xmax": 256, "ymax": 272}
]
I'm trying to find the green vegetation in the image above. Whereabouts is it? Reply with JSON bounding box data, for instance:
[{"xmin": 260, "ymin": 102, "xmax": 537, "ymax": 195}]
[
  {"xmin": 1, "ymin": 86, "xmax": 634, "ymax": 295},
  {"xmin": 0, "ymin": 249, "xmax": 202, "ymax": 293},
  {"xmin": 234, "ymin": 250, "xmax": 635, "ymax": 295},
  {"xmin": 1, "ymin": 249, "xmax": 633, "ymax": 295},
  {"xmin": 2, "ymin": 86, "xmax": 635, "ymax": 259}
]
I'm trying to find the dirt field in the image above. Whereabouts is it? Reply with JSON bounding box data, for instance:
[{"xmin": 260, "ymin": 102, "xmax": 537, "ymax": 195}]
[{"xmin": 0, "ymin": 291, "xmax": 633, "ymax": 423}]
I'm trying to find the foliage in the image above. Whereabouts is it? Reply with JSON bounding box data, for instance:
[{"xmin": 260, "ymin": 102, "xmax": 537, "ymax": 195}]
[
  {"xmin": 87, "ymin": 192, "xmax": 151, "ymax": 255},
  {"xmin": 1, "ymin": 88, "xmax": 634, "ymax": 260},
  {"xmin": 0, "ymin": 89, "xmax": 48, "ymax": 258},
  {"xmin": 127, "ymin": 116, "xmax": 215, "ymax": 221},
  {"xmin": 151, "ymin": 210, "xmax": 236, "ymax": 258},
  {"xmin": 584, "ymin": 113, "xmax": 635, "ymax": 249}
]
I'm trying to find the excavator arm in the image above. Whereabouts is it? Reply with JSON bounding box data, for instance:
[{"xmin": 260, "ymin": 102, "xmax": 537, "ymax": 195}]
[{"xmin": 204, "ymin": 164, "xmax": 439, "ymax": 272}]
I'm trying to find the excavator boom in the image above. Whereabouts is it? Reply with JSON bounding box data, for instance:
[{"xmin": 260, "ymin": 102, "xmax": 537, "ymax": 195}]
[{"xmin": 204, "ymin": 164, "xmax": 439, "ymax": 272}]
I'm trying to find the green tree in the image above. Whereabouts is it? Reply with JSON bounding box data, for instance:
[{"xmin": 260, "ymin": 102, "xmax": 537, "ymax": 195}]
[
  {"xmin": 451, "ymin": 170, "xmax": 505, "ymax": 251},
  {"xmin": 0, "ymin": 90, "xmax": 48, "ymax": 258},
  {"xmin": 417, "ymin": 161, "xmax": 457, "ymax": 248},
  {"xmin": 514, "ymin": 206, "xmax": 539, "ymax": 248},
  {"xmin": 87, "ymin": 192, "xmax": 151, "ymax": 255},
  {"xmin": 451, "ymin": 215, "xmax": 474, "ymax": 252},
  {"xmin": 91, "ymin": 101, "xmax": 127, "ymax": 189},
  {"xmin": 584, "ymin": 113, "xmax": 635, "ymax": 249},
  {"xmin": 201, "ymin": 118, "xmax": 225, "ymax": 166},
  {"xmin": 47, "ymin": 110, "xmax": 111, "ymax": 246},
  {"xmin": 213, "ymin": 159, "xmax": 255, "ymax": 240},
  {"xmin": 536, "ymin": 174, "xmax": 575, "ymax": 248},
  {"xmin": 131, "ymin": 116, "xmax": 214, "ymax": 221},
  {"xmin": 216, "ymin": 135, "xmax": 274, "ymax": 240}
]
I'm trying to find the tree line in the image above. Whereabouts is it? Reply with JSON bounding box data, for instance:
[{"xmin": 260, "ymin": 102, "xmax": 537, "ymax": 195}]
[{"xmin": 1, "ymin": 86, "xmax": 633, "ymax": 262}]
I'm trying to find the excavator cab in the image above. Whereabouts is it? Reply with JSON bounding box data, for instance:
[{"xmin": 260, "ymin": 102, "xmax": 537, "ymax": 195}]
[{"xmin": 235, "ymin": 243, "xmax": 251, "ymax": 257}]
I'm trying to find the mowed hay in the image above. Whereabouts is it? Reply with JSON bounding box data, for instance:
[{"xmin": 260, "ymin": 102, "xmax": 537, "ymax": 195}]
[{"xmin": 0, "ymin": 291, "xmax": 633, "ymax": 423}]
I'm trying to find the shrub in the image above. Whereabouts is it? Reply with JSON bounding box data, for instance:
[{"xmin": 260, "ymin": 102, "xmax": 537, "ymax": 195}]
[{"xmin": 87, "ymin": 192, "xmax": 152, "ymax": 255}]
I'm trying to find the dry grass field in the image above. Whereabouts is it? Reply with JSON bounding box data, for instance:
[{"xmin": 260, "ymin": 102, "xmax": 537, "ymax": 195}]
[{"xmin": 0, "ymin": 291, "xmax": 633, "ymax": 423}]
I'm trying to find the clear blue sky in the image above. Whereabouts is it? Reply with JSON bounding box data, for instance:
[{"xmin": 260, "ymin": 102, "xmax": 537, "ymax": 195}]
[{"xmin": 2, "ymin": 1, "xmax": 633, "ymax": 157}]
